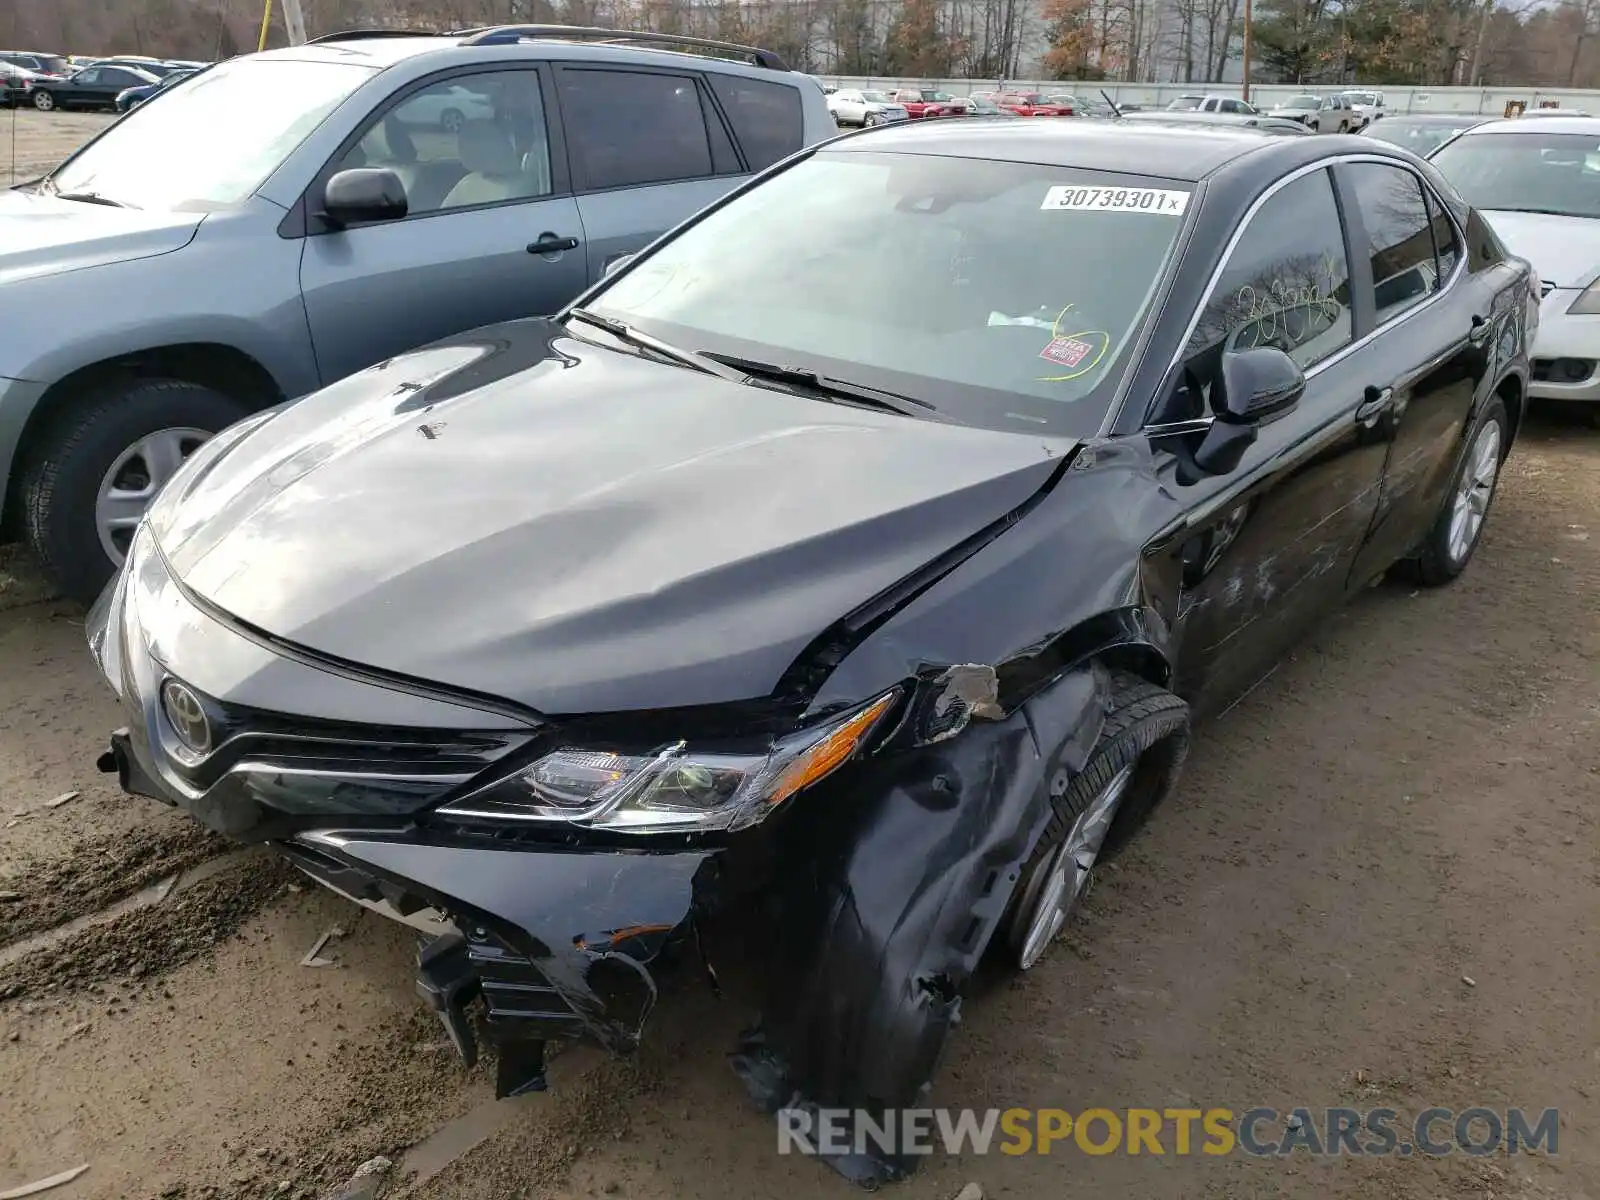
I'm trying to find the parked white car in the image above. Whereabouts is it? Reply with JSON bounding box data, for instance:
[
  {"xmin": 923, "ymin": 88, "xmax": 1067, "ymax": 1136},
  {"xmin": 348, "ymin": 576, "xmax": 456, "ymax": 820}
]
[
  {"xmin": 1430, "ymin": 116, "xmax": 1600, "ymax": 423},
  {"xmin": 392, "ymin": 80, "xmax": 496, "ymax": 132},
  {"xmin": 1166, "ymin": 93, "xmax": 1260, "ymax": 116},
  {"xmin": 826, "ymin": 88, "xmax": 910, "ymax": 127},
  {"xmin": 1337, "ymin": 89, "xmax": 1385, "ymax": 125},
  {"xmin": 1268, "ymin": 93, "xmax": 1358, "ymax": 133}
]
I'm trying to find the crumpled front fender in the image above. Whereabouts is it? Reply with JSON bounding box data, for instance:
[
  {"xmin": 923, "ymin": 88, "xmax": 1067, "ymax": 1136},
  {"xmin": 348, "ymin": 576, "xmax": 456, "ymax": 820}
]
[{"xmin": 732, "ymin": 664, "xmax": 1112, "ymax": 1185}]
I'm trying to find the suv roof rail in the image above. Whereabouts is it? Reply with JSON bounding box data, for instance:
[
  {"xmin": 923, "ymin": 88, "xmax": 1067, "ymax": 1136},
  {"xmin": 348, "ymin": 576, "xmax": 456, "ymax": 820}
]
[
  {"xmin": 304, "ymin": 29, "xmax": 449, "ymax": 44},
  {"xmin": 456, "ymin": 24, "xmax": 791, "ymax": 70}
]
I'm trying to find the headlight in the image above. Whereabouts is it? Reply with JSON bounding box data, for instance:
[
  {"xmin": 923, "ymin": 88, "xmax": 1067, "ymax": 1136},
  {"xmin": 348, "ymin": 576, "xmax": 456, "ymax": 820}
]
[
  {"xmin": 438, "ymin": 690, "xmax": 900, "ymax": 834},
  {"xmin": 1568, "ymin": 280, "xmax": 1600, "ymax": 314}
]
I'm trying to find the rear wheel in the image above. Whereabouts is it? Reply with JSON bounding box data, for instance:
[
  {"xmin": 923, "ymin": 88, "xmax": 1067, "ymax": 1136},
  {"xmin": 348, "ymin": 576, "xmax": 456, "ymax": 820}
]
[
  {"xmin": 1001, "ymin": 673, "xmax": 1190, "ymax": 970},
  {"xmin": 1394, "ymin": 397, "xmax": 1508, "ymax": 586},
  {"xmin": 22, "ymin": 379, "xmax": 250, "ymax": 604}
]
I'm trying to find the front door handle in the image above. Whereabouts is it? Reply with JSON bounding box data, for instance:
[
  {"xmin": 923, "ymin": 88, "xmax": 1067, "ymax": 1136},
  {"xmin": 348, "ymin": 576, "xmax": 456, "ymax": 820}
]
[
  {"xmin": 528, "ymin": 232, "xmax": 580, "ymax": 254},
  {"xmin": 1355, "ymin": 385, "xmax": 1394, "ymax": 427},
  {"xmin": 1468, "ymin": 313, "xmax": 1493, "ymax": 345}
]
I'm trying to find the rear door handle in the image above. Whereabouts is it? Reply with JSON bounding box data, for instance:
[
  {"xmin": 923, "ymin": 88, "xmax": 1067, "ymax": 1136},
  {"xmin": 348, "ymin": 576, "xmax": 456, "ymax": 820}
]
[
  {"xmin": 1355, "ymin": 385, "xmax": 1394, "ymax": 425},
  {"xmin": 528, "ymin": 232, "xmax": 580, "ymax": 254},
  {"xmin": 1468, "ymin": 313, "xmax": 1493, "ymax": 345}
]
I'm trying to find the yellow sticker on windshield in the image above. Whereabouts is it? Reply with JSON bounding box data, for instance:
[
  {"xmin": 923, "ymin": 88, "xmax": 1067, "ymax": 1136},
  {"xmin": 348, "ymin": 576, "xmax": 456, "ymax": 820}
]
[{"xmin": 1036, "ymin": 305, "xmax": 1110, "ymax": 382}]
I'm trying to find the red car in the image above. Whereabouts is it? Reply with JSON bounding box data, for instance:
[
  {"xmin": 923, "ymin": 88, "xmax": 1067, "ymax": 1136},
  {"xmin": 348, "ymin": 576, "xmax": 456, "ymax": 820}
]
[
  {"xmin": 995, "ymin": 90, "xmax": 1076, "ymax": 116},
  {"xmin": 888, "ymin": 88, "xmax": 963, "ymax": 118}
]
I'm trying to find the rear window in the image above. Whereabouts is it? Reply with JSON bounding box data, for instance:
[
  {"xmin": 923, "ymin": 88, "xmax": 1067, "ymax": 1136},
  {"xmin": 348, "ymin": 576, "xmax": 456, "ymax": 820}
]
[{"xmin": 709, "ymin": 75, "xmax": 803, "ymax": 171}]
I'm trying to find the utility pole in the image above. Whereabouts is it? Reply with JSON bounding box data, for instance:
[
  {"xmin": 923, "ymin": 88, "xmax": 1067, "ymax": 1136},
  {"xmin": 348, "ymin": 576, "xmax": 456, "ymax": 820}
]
[
  {"xmin": 1241, "ymin": 0, "xmax": 1252, "ymax": 101},
  {"xmin": 282, "ymin": 0, "xmax": 308, "ymax": 45}
]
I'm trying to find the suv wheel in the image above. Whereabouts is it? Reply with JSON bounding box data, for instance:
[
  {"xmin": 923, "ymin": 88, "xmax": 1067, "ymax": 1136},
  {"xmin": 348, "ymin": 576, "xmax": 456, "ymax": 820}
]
[
  {"xmin": 21, "ymin": 378, "xmax": 250, "ymax": 604},
  {"xmin": 32, "ymin": 90, "xmax": 54, "ymax": 111}
]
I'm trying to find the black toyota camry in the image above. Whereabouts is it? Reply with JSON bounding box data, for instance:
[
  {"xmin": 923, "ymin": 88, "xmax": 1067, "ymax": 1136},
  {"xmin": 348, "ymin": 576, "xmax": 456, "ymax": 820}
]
[{"xmin": 89, "ymin": 119, "xmax": 1534, "ymax": 1185}]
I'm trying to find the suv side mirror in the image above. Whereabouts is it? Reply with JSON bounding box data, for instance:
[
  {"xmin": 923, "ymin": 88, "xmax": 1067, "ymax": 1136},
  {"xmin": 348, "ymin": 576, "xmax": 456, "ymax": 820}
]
[
  {"xmin": 602, "ymin": 252, "xmax": 634, "ymax": 277},
  {"xmin": 322, "ymin": 167, "xmax": 407, "ymax": 227}
]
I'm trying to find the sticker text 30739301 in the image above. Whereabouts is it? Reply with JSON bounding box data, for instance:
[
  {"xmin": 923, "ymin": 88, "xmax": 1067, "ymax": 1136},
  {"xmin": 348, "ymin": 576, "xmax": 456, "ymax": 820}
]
[{"xmin": 1040, "ymin": 186, "xmax": 1192, "ymax": 215}]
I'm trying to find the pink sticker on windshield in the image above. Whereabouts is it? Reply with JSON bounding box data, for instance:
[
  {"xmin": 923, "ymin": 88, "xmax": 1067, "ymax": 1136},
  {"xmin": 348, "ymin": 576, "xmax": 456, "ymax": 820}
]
[{"xmin": 1039, "ymin": 336, "xmax": 1094, "ymax": 368}]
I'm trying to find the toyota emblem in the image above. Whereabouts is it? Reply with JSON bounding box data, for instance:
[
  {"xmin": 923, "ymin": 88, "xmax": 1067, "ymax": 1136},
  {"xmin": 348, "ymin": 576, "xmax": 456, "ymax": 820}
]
[{"xmin": 161, "ymin": 679, "xmax": 212, "ymax": 754}]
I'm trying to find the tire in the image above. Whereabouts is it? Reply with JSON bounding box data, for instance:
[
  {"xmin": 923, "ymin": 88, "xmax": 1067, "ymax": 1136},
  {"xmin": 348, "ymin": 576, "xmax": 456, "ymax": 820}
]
[
  {"xmin": 440, "ymin": 107, "xmax": 464, "ymax": 133},
  {"xmin": 1000, "ymin": 671, "xmax": 1190, "ymax": 969},
  {"xmin": 864, "ymin": 112, "xmax": 881, "ymax": 127},
  {"xmin": 21, "ymin": 379, "xmax": 249, "ymax": 605},
  {"xmin": 33, "ymin": 90, "xmax": 54, "ymax": 111},
  {"xmin": 1393, "ymin": 397, "xmax": 1509, "ymax": 587}
]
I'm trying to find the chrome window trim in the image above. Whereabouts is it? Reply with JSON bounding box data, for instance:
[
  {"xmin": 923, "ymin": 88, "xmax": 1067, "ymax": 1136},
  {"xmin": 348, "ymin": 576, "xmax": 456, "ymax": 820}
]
[{"xmin": 1145, "ymin": 153, "xmax": 1470, "ymax": 432}]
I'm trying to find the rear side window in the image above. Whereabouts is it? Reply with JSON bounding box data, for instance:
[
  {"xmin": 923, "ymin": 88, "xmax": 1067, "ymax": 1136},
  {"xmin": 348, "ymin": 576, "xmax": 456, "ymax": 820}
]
[
  {"xmin": 1423, "ymin": 186, "xmax": 1461, "ymax": 278},
  {"xmin": 557, "ymin": 69, "xmax": 713, "ymax": 190},
  {"xmin": 1346, "ymin": 162, "xmax": 1440, "ymax": 324},
  {"xmin": 708, "ymin": 75, "xmax": 803, "ymax": 171}
]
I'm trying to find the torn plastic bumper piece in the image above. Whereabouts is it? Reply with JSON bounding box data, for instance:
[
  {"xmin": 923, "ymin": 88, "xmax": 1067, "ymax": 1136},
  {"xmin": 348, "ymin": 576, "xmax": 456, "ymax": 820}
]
[
  {"xmin": 284, "ymin": 831, "xmax": 714, "ymax": 1098},
  {"xmin": 731, "ymin": 666, "xmax": 1110, "ymax": 1187}
]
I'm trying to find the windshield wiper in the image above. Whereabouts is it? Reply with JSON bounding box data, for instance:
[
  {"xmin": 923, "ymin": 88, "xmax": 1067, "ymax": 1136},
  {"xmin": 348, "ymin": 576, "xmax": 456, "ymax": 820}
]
[
  {"xmin": 703, "ymin": 352, "xmax": 937, "ymax": 416},
  {"xmin": 52, "ymin": 190, "xmax": 132, "ymax": 208},
  {"xmin": 566, "ymin": 308, "xmax": 743, "ymax": 381}
]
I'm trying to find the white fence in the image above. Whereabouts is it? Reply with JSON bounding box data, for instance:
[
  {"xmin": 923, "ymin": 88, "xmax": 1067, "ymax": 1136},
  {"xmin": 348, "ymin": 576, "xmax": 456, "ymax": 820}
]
[{"xmin": 815, "ymin": 78, "xmax": 1600, "ymax": 116}]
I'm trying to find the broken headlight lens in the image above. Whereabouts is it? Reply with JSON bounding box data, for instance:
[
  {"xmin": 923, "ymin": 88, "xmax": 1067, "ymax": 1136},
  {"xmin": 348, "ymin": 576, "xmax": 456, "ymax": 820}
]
[{"xmin": 437, "ymin": 690, "xmax": 900, "ymax": 834}]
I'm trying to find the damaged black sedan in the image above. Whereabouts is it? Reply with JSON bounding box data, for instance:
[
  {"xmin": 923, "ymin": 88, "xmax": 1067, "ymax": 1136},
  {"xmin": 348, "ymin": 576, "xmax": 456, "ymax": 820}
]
[{"xmin": 88, "ymin": 120, "xmax": 1532, "ymax": 1185}]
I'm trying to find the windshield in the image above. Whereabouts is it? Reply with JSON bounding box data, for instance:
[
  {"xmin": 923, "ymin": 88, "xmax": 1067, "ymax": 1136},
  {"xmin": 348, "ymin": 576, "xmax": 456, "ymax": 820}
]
[
  {"xmin": 1282, "ymin": 97, "xmax": 1318, "ymax": 110},
  {"xmin": 1168, "ymin": 97, "xmax": 1203, "ymax": 110},
  {"xmin": 1344, "ymin": 92, "xmax": 1378, "ymax": 105},
  {"xmin": 585, "ymin": 151, "xmax": 1192, "ymax": 437},
  {"xmin": 1431, "ymin": 132, "xmax": 1600, "ymax": 218},
  {"xmin": 1017, "ymin": 93, "xmax": 1047, "ymax": 104},
  {"xmin": 861, "ymin": 91, "xmax": 892, "ymax": 102},
  {"xmin": 45, "ymin": 57, "xmax": 373, "ymax": 211},
  {"xmin": 1362, "ymin": 118, "xmax": 1472, "ymax": 155}
]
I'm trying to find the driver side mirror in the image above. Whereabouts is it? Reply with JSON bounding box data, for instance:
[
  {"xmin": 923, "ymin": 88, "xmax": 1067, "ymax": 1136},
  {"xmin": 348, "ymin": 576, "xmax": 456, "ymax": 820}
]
[
  {"xmin": 321, "ymin": 167, "xmax": 407, "ymax": 228},
  {"xmin": 603, "ymin": 252, "xmax": 634, "ymax": 277},
  {"xmin": 1177, "ymin": 347, "xmax": 1306, "ymax": 482}
]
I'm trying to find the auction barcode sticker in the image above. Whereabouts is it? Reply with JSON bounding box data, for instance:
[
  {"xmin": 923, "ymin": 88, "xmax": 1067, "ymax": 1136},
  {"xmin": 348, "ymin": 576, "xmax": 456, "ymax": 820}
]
[{"xmin": 1041, "ymin": 186, "xmax": 1191, "ymax": 215}]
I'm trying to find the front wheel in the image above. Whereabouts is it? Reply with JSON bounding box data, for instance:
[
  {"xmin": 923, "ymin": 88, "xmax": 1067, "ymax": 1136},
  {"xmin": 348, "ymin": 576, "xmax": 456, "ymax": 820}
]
[
  {"xmin": 22, "ymin": 379, "xmax": 250, "ymax": 604},
  {"xmin": 32, "ymin": 90, "xmax": 54, "ymax": 111},
  {"xmin": 1394, "ymin": 397, "xmax": 1509, "ymax": 586},
  {"xmin": 1001, "ymin": 672, "xmax": 1190, "ymax": 970},
  {"xmin": 864, "ymin": 112, "xmax": 881, "ymax": 127}
]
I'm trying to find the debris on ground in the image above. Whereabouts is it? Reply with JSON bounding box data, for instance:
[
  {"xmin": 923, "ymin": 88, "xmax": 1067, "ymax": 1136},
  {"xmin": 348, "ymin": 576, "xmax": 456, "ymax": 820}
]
[
  {"xmin": 322, "ymin": 1155, "xmax": 393, "ymax": 1200},
  {"xmin": 301, "ymin": 926, "xmax": 347, "ymax": 968},
  {"xmin": 44, "ymin": 791, "xmax": 79, "ymax": 810},
  {"xmin": 953, "ymin": 1183, "xmax": 985, "ymax": 1200},
  {"xmin": 1461, "ymin": 975, "xmax": 1477, "ymax": 987},
  {"xmin": 0, "ymin": 1164, "xmax": 91, "ymax": 1199}
]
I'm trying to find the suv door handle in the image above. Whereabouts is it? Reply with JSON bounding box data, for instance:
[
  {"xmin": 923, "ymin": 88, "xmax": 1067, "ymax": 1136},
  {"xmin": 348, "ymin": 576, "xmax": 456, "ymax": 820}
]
[
  {"xmin": 1468, "ymin": 313, "xmax": 1493, "ymax": 345},
  {"xmin": 528, "ymin": 233, "xmax": 580, "ymax": 254},
  {"xmin": 1355, "ymin": 385, "xmax": 1394, "ymax": 425}
]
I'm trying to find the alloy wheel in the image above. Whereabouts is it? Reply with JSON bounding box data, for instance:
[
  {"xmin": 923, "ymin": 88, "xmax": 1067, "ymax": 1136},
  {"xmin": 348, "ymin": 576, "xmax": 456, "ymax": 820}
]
[
  {"xmin": 94, "ymin": 427, "xmax": 212, "ymax": 564},
  {"xmin": 1446, "ymin": 419, "xmax": 1502, "ymax": 565},
  {"xmin": 1016, "ymin": 762, "xmax": 1136, "ymax": 970},
  {"xmin": 33, "ymin": 90, "xmax": 54, "ymax": 111}
]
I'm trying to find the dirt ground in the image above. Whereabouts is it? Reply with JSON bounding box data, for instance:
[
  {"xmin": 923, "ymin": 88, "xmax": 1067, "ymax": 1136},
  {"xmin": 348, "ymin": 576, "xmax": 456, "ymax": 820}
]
[{"xmin": 3, "ymin": 113, "xmax": 1599, "ymax": 1200}]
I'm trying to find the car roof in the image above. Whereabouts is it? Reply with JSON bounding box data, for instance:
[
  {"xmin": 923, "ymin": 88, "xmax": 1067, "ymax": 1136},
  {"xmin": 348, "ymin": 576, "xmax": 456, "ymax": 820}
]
[
  {"xmin": 1382, "ymin": 112, "xmax": 1484, "ymax": 124},
  {"xmin": 1460, "ymin": 115, "xmax": 1600, "ymax": 136},
  {"xmin": 826, "ymin": 117, "xmax": 1322, "ymax": 180},
  {"xmin": 252, "ymin": 29, "xmax": 800, "ymax": 78}
]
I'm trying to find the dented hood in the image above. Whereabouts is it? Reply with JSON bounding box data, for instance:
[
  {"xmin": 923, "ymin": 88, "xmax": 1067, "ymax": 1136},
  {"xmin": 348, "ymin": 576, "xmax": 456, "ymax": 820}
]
[{"xmin": 154, "ymin": 320, "xmax": 1065, "ymax": 714}]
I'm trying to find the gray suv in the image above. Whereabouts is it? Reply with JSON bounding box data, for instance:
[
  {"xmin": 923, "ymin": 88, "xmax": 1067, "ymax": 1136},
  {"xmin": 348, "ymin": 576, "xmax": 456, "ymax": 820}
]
[{"xmin": 0, "ymin": 25, "xmax": 834, "ymax": 602}]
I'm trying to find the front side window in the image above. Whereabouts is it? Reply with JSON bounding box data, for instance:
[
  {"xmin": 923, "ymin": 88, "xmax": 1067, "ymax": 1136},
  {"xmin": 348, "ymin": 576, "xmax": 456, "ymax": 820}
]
[
  {"xmin": 1186, "ymin": 169, "xmax": 1353, "ymax": 370},
  {"xmin": 1430, "ymin": 131, "xmax": 1600, "ymax": 219},
  {"xmin": 589, "ymin": 151, "xmax": 1193, "ymax": 436},
  {"xmin": 1347, "ymin": 163, "xmax": 1440, "ymax": 324},
  {"xmin": 558, "ymin": 69, "xmax": 713, "ymax": 190},
  {"xmin": 334, "ymin": 70, "xmax": 552, "ymax": 213},
  {"xmin": 709, "ymin": 75, "xmax": 802, "ymax": 171},
  {"xmin": 44, "ymin": 57, "xmax": 373, "ymax": 210}
]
